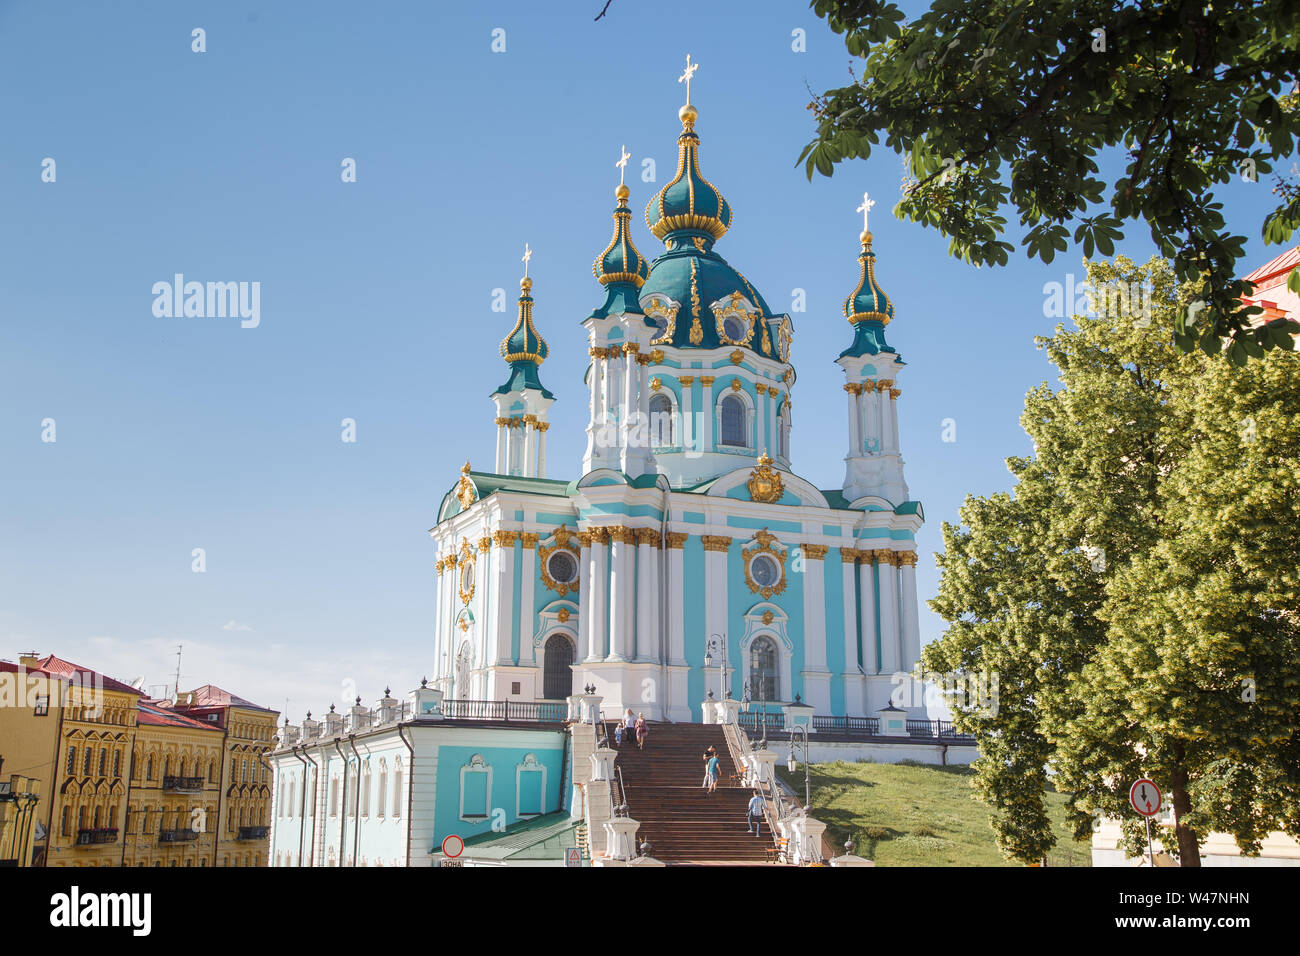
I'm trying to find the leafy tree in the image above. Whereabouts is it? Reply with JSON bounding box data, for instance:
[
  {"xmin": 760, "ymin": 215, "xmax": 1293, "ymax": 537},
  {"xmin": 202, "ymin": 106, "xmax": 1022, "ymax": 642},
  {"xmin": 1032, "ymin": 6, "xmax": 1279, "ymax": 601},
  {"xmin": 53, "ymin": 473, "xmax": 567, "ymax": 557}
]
[
  {"xmin": 923, "ymin": 255, "xmax": 1300, "ymax": 865},
  {"xmin": 801, "ymin": 0, "xmax": 1300, "ymax": 360}
]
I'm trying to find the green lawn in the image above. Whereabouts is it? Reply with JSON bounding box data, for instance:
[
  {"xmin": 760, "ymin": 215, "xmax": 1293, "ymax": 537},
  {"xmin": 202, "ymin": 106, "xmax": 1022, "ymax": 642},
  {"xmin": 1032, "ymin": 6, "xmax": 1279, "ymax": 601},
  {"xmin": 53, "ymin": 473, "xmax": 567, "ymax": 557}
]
[{"xmin": 776, "ymin": 760, "xmax": 1090, "ymax": 867}]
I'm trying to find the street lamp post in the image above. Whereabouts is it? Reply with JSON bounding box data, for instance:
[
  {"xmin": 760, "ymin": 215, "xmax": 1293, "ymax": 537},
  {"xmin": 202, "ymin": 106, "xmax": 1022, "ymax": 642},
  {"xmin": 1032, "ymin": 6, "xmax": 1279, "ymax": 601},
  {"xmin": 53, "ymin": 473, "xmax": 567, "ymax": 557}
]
[
  {"xmin": 786, "ymin": 725, "xmax": 811, "ymax": 811},
  {"xmin": 703, "ymin": 635, "xmax": 730, "ymax": 700}
]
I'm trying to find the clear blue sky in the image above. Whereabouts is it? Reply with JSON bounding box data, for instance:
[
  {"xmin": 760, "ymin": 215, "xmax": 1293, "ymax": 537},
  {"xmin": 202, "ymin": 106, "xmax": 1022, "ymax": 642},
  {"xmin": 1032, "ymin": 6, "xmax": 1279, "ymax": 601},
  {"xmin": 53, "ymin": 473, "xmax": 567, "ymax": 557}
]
[{"xmin": 0, "ymin": 1, "xmax": 1280, "ymax": 718}]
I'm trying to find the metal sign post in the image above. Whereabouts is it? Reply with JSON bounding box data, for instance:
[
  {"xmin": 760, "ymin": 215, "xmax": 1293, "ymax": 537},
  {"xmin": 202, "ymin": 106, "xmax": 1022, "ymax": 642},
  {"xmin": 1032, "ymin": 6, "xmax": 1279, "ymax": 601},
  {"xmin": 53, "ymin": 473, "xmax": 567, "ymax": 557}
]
[{"xmin": 1129, "ymin": 778, "xmax": 1162, "ymax": 866}]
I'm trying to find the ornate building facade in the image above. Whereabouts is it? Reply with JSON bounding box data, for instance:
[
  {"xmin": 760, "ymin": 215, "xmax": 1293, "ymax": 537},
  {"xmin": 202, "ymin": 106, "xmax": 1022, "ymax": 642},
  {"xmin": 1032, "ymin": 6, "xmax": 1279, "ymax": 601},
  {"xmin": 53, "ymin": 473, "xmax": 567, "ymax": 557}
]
[{"xmin": 429, "ymin": 80, "xmax": 927, "ymax": 724}]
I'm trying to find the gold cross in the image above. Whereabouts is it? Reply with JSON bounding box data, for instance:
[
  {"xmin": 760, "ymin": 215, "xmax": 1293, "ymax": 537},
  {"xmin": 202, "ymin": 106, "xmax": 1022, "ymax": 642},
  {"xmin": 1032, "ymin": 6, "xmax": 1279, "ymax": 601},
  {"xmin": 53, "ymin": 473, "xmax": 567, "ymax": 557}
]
[
  {"xmin": 522, "ymin": 242, "xmax": 532, "ymax": 278},
  {"xmin": 678, "ymin": 54, "xmax": 698, "ymax": 105},
  {"xmin": 616, "ymin": 145, "xmax": 630, "ymax": 186},
  {"xmin": 856, "ymin": 192, "xmax": 876, "ymax": 232}
]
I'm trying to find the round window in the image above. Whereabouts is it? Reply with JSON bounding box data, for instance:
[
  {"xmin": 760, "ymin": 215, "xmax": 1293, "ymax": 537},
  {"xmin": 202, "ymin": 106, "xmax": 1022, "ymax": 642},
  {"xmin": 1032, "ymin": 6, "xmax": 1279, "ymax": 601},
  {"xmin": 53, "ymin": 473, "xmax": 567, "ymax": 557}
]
[
  {"xmin": 724, "ymin": 316, "xmax": 746, "ymax": 341},
  {"xmin": 548, "ymin": 550, "xmax": 578, "ymax": 585},
  {"xmin": 750, "ymin": 554, "xmax": 780, "ymax": 589},
  {"xmin": 649, "ymin": 313, "xmax": 669, "ymax": 335}
]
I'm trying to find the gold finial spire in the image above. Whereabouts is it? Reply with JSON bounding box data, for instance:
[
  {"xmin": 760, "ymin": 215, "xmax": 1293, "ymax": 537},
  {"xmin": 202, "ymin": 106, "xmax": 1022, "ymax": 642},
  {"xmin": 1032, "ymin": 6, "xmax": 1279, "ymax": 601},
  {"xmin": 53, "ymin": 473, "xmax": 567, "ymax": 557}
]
[
  {"xmin": 616, "ymin": 144, "xmax": 630, "ymax": 187},
  {"xmin": 462, "ymin": 461, "xmax": 471, "ymax": 475},
  {"xmin": 856, "ymin": 192, "xmax": 876, "ymax": 245},
  {"xmin": 521, "ymin": 242, "xmax": 533, "ymax": 291},
  {"xmin": 678, "ymin": 54, "xmax": 699, "ymax": 131},
  {"xmin": 678, "ymin": 54, "xmax": 698, "ymax": 105}
]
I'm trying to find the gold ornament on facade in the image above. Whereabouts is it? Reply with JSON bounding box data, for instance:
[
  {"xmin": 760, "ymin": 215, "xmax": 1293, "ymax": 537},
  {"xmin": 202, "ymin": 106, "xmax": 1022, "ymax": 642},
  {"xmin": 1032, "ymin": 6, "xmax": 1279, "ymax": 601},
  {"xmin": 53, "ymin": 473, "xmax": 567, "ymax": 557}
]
[
  {"xmin": 538, "ymin": 525, "xmax": 581, "ymax": 597},
  {"xmin": 777, "ymin": 318, "xmax": 793, "ymax": 363},
  {"xmin": 678, "ymin": 375, "xmax": 695, "ymax": 386},
  {"xmin": 701, "ymin": 535, "xmax": 732, "ymax": 553},
  {"xmin": 760, "ymin": 320, "xmax": 772, "ymax": 355},
  {"xmin": 435, "ymin": 557, "xmax": 444, "ymax": 575},
  {"xmin": 478, "ymin": 536, "xmax": 492, "ymax": 552},
  {"xmin": 557, "ymin": 607, "xmax": 571, "ymax": 623},
  {"xmin": 576, "ymin": 530, "xmax": 594, "ymax": 548},
  {"xmin": 742, "ymin": 528, "xmax": 788, "ymax": 600},
  {"xmin": 493, "ymin": 530, "xmax": 519, "ymax": 548},
  {"xmin": 644, "ymin": 298, "xmax": 678, "ymax": 346},
  {"xmin": 699, "ymin": 375, "xmax": 716, "ymax": 386},
  {"xmin": 896, "ymin": 550, "xmax": 918, "ymax": 567},
  {"xmin": 458, "ymin": 538, "xmax": 476, "ymax": 605},
  {"xmin": 650, "ymin": 377, "xmax": 662, "ymax": 392},
  {"xmin": 729, "ymin": 349, "xmax": 744, "ymax": 365},
  {"xmin": 688, "ymin": 260, "xmax": 704, "ymax": 345},
  {"xmin": 650, "ymin": 349, "xmax": 664, "ymax": 364},
  {"xmin": 746, "ymin": 452, "xmax": 785, "ymax": 504},
  {"xmin": 730, "ymin": 378, "xmax": 742, "ymax": 392},
  {"xmin": 455, "ymin": 462, "xmax": 477, "ymax": 511},
  {"xmin": 712, "ymin": 291, "xmax": 756, "ymax": 347},
  {"xmin": 802, "ymin": 544, "xmax": 829, "ymax": 560},
  {"xmin": 521, "ymin": 532, "xmax": 540, "ymax": 548},
  {"xmin": 889, "ymin": 387, "xmax": 901, "ymax": 399},
  {"xmin": 665, "ymin": 531, "xmax": 689, "ymax": 549},
  {"xmin": 762, "ymin": 610, "xmax": 775, "ymax": 625}
]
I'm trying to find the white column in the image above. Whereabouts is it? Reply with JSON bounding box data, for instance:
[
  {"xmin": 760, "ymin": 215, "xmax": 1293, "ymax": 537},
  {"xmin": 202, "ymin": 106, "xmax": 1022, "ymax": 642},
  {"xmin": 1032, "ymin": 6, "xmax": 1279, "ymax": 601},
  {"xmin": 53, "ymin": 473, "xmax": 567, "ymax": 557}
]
[
  {"xmin": 700, "ymin": 377, "xmax": 715, "ymax": 452},
  {"xmin": 493, "ymin": 541, "xmax": 513, "ymax": 668},
  {"xmin": 802, "ymin": 548, "xmax": 828, "ymax": 673},
  {"xmin": 680, "ymin": 378, "xmax": 695, "ymax": 453},
  {"xmin": 886, "ymin": 389, "xmax": 900, "ymax": 454},
  {"xmin": 877, "ymin": 551, "xmax": 900, "ymax": 676},
  {"xmin": 898, "ymin": 555, "xmax": 920, "ymax": 670},
  {"xmin": 757, "ymin": 387, "xmax": 768, "ymax": 454},
  {"xmin": 635, "ymin": 532, "xmax": 653, "ymax": 662},
  {"xmin": 608, "ymin": 529, "xmax": 631, "ymax": 662},
  {"xmin": 518, "ymin": 536, "xmax": 537, "ymax": 666},
  {"xmin": 621, "ymin": 349, "xmax": 635, "ymax": 464},
  {"xmin": 630, "ymin": 355, "xmax": 651, "ymax": 475},
  {"xmin": 702, "ymin": 536, "xmax": 730, "ymax": 697},
  {"xmin": 579, "ymin": 534, "xmax": 594, "ymax": 661},
  {"xmin": 857, "ymin": 550, "xmax": 878, "ymax": 675},
  {"xmin": 845, "ymin": 385, "xmax": 860, "ymax": 457},
  {"xmin": 523, "ymin": 420, "xmax": 537, "ymax": 478},
  {"xmin": 505, "ymin": 422, "xmax": 519, "ymax": 476},
  {"xmin": 862, "ymin": 387, "xmax": 876, "ymax": 454},
  {"xmin": 495, "ymin": 421, "xmax": 507, "ymax": 473},
  {"xmin": 667, "ymin": 538, "xmax": 686, "ymax": 665},
  {"xmin": 589, "ymin": 532, "xmax": 609, "ymax": 660},
  {"xmin": 537, "ymin": 424, "xmax": 548, "ymax": 478}
]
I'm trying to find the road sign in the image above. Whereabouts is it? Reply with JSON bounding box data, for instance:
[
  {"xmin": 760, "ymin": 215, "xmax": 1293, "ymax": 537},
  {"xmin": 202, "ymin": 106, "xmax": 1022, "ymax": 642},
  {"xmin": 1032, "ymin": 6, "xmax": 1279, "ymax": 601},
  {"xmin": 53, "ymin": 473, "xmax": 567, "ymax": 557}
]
[
  {"xmin": 565, "ymin": 847, "xmax": 582, "ymax": 868},
  {"xmin": 1130, "ymin": 778, "xmax": 1161, "ymax": 817},
  {"xmin": 441, "ymin": 834, "xmax": 464, "ymax": 858}
]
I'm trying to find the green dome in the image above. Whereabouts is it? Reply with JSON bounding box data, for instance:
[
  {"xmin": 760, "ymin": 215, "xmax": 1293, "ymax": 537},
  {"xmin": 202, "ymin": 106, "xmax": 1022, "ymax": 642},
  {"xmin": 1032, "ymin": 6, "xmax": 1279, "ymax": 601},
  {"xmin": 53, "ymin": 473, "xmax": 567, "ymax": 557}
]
[
  {"xmin": 840, "ymin": 232, "xmax": 897, "ymax": 359},
  {"xmin": 594, "ymin": 185, "xmax": 650, "ymax": 288},
  {"xmin": 495, "ymin": 277, "xmax": 554, "ymax": 399},
  {"xmin": 843, "ymin": 232, "xmax": 894, "ymax": 324},
  {"xmin": 638, "ymin": 245, "xmax": 778, "ymax": 357},
  {"xmin": 645, "ymin": 105, "xmax": 733, "ymax": 244}
]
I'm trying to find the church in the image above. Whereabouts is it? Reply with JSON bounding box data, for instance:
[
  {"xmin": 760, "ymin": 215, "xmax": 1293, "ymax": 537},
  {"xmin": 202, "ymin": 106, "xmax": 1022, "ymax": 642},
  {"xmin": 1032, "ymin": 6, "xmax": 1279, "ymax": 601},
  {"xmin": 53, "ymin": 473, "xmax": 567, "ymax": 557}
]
[{"xmin": 429, "ymin": 68, "xmax": 927, "ymax": 727}]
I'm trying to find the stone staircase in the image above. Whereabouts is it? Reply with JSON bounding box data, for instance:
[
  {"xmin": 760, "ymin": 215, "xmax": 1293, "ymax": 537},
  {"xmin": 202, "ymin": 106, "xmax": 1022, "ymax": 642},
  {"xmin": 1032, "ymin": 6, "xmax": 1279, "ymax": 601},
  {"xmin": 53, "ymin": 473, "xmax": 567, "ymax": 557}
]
[{"xmin": 609, "ymin": 721, "xmax": 772, "ymax": 864}]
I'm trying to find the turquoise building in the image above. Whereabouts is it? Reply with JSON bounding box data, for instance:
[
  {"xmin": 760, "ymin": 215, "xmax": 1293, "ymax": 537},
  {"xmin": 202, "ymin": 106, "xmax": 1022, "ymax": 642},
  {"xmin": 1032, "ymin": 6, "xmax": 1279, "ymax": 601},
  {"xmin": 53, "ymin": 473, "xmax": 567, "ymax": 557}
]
[{"xmin": 430, "ymin": 89, "xmax": 927, "ymax": 725}]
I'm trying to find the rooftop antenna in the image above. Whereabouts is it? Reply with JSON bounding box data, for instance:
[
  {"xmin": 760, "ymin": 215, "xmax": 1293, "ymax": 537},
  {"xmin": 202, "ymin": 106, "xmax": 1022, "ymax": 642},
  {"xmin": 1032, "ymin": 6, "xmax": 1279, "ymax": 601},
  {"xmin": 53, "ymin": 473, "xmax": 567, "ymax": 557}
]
[{"xmin": 173, "ymin": 643, "xmax": 183, "ymax": 702}]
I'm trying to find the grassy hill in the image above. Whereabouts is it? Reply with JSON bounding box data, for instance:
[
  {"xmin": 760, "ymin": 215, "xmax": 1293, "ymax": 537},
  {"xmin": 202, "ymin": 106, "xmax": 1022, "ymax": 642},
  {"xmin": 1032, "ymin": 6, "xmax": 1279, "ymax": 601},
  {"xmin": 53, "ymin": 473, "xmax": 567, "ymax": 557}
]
[{"xmin": 776, "ymin": 760, "xmax": 1090, "ymax": 867}]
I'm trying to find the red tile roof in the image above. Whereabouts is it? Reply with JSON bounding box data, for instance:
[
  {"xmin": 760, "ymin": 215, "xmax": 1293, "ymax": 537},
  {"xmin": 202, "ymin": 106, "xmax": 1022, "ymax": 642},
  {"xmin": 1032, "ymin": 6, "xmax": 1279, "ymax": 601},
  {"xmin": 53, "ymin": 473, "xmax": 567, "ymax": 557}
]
[
  {"xmin": 137, "ymin": 699, "xmax": 221, "ymax": 731},
  {"xmin": 180, "ymin": 683, "xmax": 274, "ymax": 712},
  {"xmin": 30, "ymin": 654, "xmax": 143, "ymax": 696}
]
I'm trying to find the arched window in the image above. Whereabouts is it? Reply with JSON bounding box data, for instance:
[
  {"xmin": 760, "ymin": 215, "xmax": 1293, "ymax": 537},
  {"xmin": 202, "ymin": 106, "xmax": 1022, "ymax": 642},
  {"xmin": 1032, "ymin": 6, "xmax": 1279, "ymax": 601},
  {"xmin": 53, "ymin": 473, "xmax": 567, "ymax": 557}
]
[
  {"xmin": 146, "ymin": 755, "xmax": 154, "ymax": 780},
  {"xmin": 720, "ymin": 395, "xmax": 746, "ymax": 447},
  {"xmin": 377, "ymin": 761, "xmax": 388, "ymax": 818},
  {"xmin": 82, "ymin": 749, "xmax": 92, "ymax": 775},
  {"xmin": 361, "ymin": 763, "xmax": 371, "ymax": 818},
  {"xmin": 66, "ymin": 746, "xmax": 76, "ymax": 776},
  {"xmin": 209, "ymin": 758, "xmax": 217, "ymax": 783},
  {"xmin": 649, "ymin": 393, "xmax": 674, "ymax": 446},
  {"xmin": 393, "ymin": 760, "xmax": 403, "ymax": 819},
  {"xmin": 543, "ymin": 634, "xmax": 575, "ymax": 701},
  {"xmin": 779, "ymin": 410, "xmax": 790, "ymax": 459},
  {"xmin": 329, "ymin": 777, "xmax": 339, "ymax": 817},
  {"xmin": 98, "ymin": 749, "xmax": 106, "ymax": 776},
  {"xmin": 750, "ymin": 636, "xmax": 779, "ymax": 702}
]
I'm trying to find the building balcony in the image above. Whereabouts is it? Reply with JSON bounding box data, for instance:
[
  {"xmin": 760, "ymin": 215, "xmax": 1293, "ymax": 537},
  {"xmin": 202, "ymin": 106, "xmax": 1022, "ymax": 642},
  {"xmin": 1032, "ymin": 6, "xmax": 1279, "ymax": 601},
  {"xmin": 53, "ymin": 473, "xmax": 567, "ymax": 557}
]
[
  {"xmin": 158, "ymin": 828, "xmax": 200, "ymax": 843},
  {"xmin": 162, "ymin": 775, "xmax": 205, "ymax": 793},
  {"xmin": 75, "ymin": 827, "xmax": 119, "ymax": 846},
  {"xmin": 237, "ymin": 826, "xmax": 269, "ymax": 841}
]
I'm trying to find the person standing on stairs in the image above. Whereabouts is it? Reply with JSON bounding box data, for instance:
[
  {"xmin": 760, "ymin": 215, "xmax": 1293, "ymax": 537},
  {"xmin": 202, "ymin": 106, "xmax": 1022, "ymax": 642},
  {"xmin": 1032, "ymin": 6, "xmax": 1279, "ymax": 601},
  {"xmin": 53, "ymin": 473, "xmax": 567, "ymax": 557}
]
[
  {"xmin": 623, "ymin": 708, "xmax": 636, "ymax": 747},
  {"xmin": 701, "ymin": 746, "xmax": 716, "ymax": 790},
  {"xmin": 705, "ymin": 751, "xmax": 720, "ymax": 793},
  {"xmin": 747, "ymin": 791, "xmax": 765, "ymax": 837},
  {"xmin": 635, "ymin": 713, "xmax": 647, "ymax": 750}
]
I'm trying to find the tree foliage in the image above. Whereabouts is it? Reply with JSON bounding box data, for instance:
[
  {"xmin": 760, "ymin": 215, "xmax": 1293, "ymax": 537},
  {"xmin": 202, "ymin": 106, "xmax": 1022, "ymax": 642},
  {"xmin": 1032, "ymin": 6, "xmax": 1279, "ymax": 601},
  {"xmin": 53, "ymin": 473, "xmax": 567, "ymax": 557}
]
[
  {"xmin": 922, "ymin": 256, "xmax": 1300, "ymax": 865},
  {"xmin": 802, "ymin": 0, "xmax": 1300, "ymax": 360}
]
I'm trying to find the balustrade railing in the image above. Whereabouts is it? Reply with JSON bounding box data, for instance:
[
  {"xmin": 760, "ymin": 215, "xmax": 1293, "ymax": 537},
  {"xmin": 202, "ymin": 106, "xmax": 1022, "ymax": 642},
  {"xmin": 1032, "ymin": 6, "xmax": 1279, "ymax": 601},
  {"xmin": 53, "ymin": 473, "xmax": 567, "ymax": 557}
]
[
  {"xmin": 158, "ymin": 828, "xmax": 200, "ymax": 843},
  {"xmin": 75, "ymin": 827, "xmax": 118, "ymax": 846},
  {"xmin": 735, "ymin": 712, "xmax": 973, "ymax": 742}
]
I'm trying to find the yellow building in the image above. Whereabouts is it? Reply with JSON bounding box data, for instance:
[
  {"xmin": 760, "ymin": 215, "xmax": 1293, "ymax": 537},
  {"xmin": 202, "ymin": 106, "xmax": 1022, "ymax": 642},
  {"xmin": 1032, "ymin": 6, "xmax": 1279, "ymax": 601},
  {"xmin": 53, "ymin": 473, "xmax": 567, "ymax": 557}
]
[
  {"xmin": 0, "ymin": 660, "xmax": 62, "ymax": 866},
  {"xmin": 21, "ymin": 654, "xmax": 143, "ymax": 868},
  {"xmin": 2, "ymin": 654, "xmax": 278, "ymax": 867},
  {"xmin": 123, "ymin": 699, "xmax": 224, "ymax": 867},
  {"xmin": 174, "ymin": 685, "xmax": 279, "ymax": 867}
]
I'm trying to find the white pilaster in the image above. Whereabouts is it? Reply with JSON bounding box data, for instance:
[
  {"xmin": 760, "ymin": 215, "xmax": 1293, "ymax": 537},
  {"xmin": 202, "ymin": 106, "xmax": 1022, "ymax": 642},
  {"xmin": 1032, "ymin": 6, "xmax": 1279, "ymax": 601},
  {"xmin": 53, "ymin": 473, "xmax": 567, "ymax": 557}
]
[
  {"xmin": 608, "ymin": 530, "xmax": 631, "ymax": 662},
  {"xmin": 703, "ymin": 535, "xmax": 730, "ymax": 697},
  {"xmin": 801, "ymin": 547, "xmax": 830, "ymax": 712},
  {"xmin": 578, "ymin": 535, "xmax": 594, "ymax": 661},
  {"xmin": 635, "ymin": 533, "xmax": 653, "ymax": 663},
  {"xmin": 518, "ymin": 536, "xmax": 537, "ymax": 665},
  {"xmin": 493, "ymin": 541, "xmax": 513, "ymax": 666},
  {"xmin": 857, "ymin": 550, "xmax": 878, "ymax": 675},
  {"xmin": 846, "ymin": 386, "xmax": 861, "ymax": 457},
  {"xmin": 841, "ymin": 552, "xmax": 865, "ymax": 715},
  {"xmin": 898, "ymin": 555, "xmax": 921, "ymax": 671},
  {"xmin": 589, "ymin": 533, "xmax": 609, "ymax": 661},
  {"xmin": 537, "ymin": 425, "xmax": 548, "ymax": 478},
  {"xmin": 700, "ymin": 377, "xmax": 715, "ymax": 452},
  {"xmin": 522, "ymin": 421, "xmax": 537, "ymax": 478},
  {"xmin": 877, "ymin": 552, "xmax": 900, "ymax": 676},
  {"xmin": 667, "ymin": 539, "xmax": 686, "ymax": 665},
  {"xmin": 495, "ymin": 422, "xmax": 507, "ymax": 473},
  {"xmin": 680, "ymin": 378, "xmax": 695, "ymax": 453}
]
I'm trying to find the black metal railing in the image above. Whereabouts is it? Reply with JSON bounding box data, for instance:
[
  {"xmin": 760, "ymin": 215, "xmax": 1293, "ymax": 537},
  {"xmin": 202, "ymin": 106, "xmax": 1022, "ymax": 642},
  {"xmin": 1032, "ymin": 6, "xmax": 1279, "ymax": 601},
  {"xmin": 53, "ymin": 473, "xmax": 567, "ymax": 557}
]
[
  {"xmin": 813, "ymin": 715, "xmax": 882, "ymax": 736},
  {"xmin": 736, "ymin": 711, "xmax": 786, "ymax": 735},
  {"xmin": 162, "ymin": 775, "xmax": 204, "ymax": 792},
  {"xmin": 75, "ymin": 827, "xmax": 118, "ymax": 845},
  {"xmin": 158, "ymin": 828, "xmax": 200, "ymax": 843},
  {"xmin": 237, "ymin": 825, "xmax": 269, "ymax": 840},
  {"xmin": 438, "ymin": 699, "xmax": 567, "ymax": 723}
]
